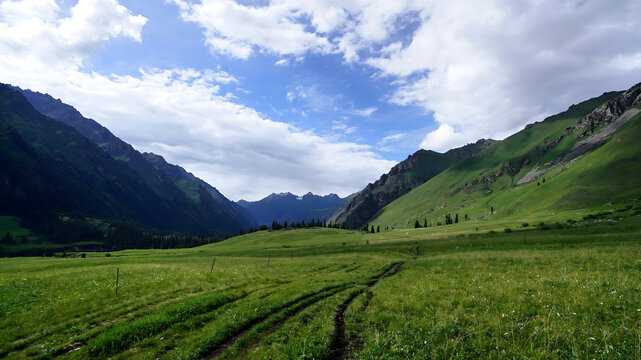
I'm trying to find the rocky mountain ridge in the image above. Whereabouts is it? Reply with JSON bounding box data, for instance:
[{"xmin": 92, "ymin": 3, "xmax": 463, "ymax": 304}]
[{"xmin": 333, "ymin": 139, "xmax": 495, "ymax": 228}]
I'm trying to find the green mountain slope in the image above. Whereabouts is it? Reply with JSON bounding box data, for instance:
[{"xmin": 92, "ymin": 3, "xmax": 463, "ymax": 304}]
[
  {"xmin": 142, "ymin": 152, "xmax": 256, "ymax": 229},
  {"xmin": 16, "ymin": 86, "xmax": 256, "ymax": 234},
  {"xmin": 334, "ymin": 139, "xmax": 495, "ymax": 229},
  {"xmin": 0, "ymin": 84, "xmax": 173, "ymax": 225},
  {"xmin": 0, "ymin": 84, "xmax": 244, "ymax": 238},
  {"xmin": 369, "ymin": 85, "xmax": 639, "ymax": 229}
]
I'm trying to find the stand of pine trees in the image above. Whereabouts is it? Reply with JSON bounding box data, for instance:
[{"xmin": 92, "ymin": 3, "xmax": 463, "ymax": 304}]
[{"xmin": 241, "ymin": 218, "xmax": 344, "ymax": 235}]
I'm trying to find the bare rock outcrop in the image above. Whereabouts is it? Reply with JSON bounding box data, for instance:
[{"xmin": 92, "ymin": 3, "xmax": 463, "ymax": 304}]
[{"xmin": 573, "ymin": 82, "xmax": 641, "ymax": 138}]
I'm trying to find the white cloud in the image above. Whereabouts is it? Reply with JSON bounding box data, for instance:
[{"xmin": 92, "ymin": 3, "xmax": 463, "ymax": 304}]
[
  {"xmin": 345, "ymin": 106, "xmax": 377, "ymax": 117},
  {"xmin": 368, "ymin": 0, "xmax": 641, "ymax": 151},
  {"xmin": 0, "ymin": 0, "xmax": 59, "ymax": 23},
  {"xmin": 274, "ymin": 58, "xmax": 289, "ymax": 66},
  {"xmin": 0, "ymin": 0, "xmax": 146, "ymax": 67},
  {"xmin": 418, "ymin": 124, "xmax": 463, "ymax": 151},
  {"xmin": 173, "ymin": 0, "xmax": 641, "ymax": 153},
  {"xmin": 331, "ymin": 120, "xmax": 356, "ymax": 135},
  {"xmin": 377, "ymin": 132, "xmax": 407, "ymax": 152},
  {"xmin": 169, "ymin": 0, "xmax": 334, "ymax": 59},
  {"xmin": 168, "ymin": 0, "xmax": 419, "ymax": 62},
  {"xmin": 380, "ymin": 133, "xmax": 406, "ymax": 143},
  {"xmin": 0, "ymin": 0, "xmax": 395, "ymax": 201}
]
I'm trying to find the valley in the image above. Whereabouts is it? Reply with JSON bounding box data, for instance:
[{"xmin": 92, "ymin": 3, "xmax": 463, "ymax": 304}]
[
  {"xmin": 2, "ymin": 63, "xmax": 641, "ymax": 360},
  {"xmin": 1, "ymin": 214, "xmax": 640, "ymax": 359}
]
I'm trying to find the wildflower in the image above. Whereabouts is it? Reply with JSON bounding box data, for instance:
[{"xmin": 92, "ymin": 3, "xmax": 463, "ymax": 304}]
[
  {"xmin": 424, "ymin": 341, "xmax": 427, "ymax": 345},
  {"xmin": 623, "ymin": 326, "xmax": 628, "ymax": 331}
]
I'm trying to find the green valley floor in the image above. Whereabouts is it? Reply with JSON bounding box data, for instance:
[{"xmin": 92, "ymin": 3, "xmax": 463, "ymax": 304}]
[{"xmin": 1, "ymin": 215, "xmax": 641, "ymax": 359}]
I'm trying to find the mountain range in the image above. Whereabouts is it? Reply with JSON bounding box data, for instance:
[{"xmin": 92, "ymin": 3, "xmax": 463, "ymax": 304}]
[
  {"xmin": 238, "ymin": 192, "xmax": 350, "ymax": 226},
  {"xmin": 2, "ymin": 80, "xmax": 641, "ymax": 254}
]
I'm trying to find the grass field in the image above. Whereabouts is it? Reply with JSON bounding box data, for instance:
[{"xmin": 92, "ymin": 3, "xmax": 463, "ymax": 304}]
[{"xmin": 2, "ymin": 213, "xmax": 641, "ymax": 359}]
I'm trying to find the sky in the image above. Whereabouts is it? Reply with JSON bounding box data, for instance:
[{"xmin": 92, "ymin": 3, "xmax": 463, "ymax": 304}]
[{"xmin": 1, "ymin": 0, "xmax": 641, "ymax": 201}]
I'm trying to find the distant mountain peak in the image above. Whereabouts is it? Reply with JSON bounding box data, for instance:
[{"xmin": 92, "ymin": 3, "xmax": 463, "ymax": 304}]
[{"xmin": 238, "ymin": 191, "xmax": 349, "ymax": 225}]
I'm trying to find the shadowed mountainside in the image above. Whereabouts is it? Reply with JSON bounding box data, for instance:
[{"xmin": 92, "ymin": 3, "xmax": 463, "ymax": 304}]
[
  {"xmin": 1, "ymin": 84, "xmax": 255, "ymax": 237},
  {"xmin": 238, "ymin": 192, "xmax": 350, "ymax": 226}
]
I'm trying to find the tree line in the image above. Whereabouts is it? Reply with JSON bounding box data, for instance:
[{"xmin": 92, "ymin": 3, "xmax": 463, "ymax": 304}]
[{"xmin": 240, "ymin": 218, "xmax": 347, "ymax": 235}]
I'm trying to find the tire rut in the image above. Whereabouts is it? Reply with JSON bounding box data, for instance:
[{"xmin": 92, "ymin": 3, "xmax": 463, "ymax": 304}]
[
  {"xmin": 225, "ymin": 287, "xmax": 350, "ymax": 359},
  {"xmin": 325, "ymin": 262, "xmax": 404, "ymax": 360},
  {"xmin": 201, "ymin": 283, "xmax": 353, "ymax": 360}
]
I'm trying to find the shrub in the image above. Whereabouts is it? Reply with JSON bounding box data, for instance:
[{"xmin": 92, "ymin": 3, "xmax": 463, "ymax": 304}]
[
  {"xmin": 521, "ymin": 223, "xmax": 529, "ymax": 228},
  {"xmin": 105, "ymin": 253, "xmax": 111, "ymax": 257},
  {"xmin": 504, "ymin": 228, "xmax": 513, "ymax": 233}
]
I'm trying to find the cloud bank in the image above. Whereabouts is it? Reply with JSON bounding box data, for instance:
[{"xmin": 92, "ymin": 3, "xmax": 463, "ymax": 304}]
[{"xmin": 172, "ymin": 0, "xmax": 641, "ymax": 151}]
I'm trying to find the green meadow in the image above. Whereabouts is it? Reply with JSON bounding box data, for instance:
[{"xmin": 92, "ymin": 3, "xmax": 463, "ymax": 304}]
[{"xmin": 2, "ymin": 213, "xmax": 641, "ymax": 359}]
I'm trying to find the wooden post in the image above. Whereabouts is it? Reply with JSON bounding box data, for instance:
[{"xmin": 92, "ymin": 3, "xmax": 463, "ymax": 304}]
[
  {"xmin": 290, "ymin": 252, "xmax": 293, "ymax": 261},
  {"xmin": 210, "ymin": 256, "xmax": 216, "ymax": 273},
  {"xmin": 116, "ymin": 267, "xmax": 119, "ymax": 295},
  {"xmin": 267, "ymin": 255, "xmax": 271, "ymax": 268}
]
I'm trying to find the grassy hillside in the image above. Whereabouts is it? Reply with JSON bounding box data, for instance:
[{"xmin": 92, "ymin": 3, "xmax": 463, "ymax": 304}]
[
  {"xmin": 1, "ymin": 215, "xmax": 641, "ymax": 359},
  {"xmin": 368, "ymin": 91, "xmax": 639, "ymax": 230},
  {"xmin": 334, "ymin": 139, "xmax": 494, "ymax": 229}
]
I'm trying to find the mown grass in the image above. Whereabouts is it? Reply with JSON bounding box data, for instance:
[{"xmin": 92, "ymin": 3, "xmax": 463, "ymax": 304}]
[{"xmin": 1, "ymin": 217, "xmax": 640, "ymax": 359}]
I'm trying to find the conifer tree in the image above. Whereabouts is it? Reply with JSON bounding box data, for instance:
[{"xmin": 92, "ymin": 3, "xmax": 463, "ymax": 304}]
[{"xmin": 1, "ymin": 232, "xmax": 13, "ymax": 245}]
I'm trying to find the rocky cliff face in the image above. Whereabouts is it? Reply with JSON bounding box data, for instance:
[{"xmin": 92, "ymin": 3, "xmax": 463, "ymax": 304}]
[
  {"xmin": 334, "ymin": 139, "xmax": 495, "ymax": 229},
  {"xmin": 573, "ymin": 82, "xmax": 641, "ymax": 138}
]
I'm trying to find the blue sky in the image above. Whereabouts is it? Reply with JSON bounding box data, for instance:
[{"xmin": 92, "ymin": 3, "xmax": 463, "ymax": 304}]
[
  {"xmin": 91, "ymin": 0, "xmax": 434, "ymax": 161},
  {"xmin": 1, "ymin": 0, "xmax": 640, "ymax": 200}
]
